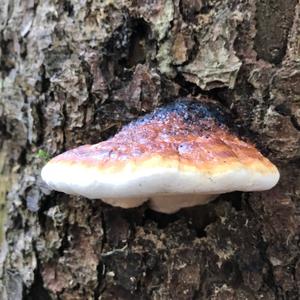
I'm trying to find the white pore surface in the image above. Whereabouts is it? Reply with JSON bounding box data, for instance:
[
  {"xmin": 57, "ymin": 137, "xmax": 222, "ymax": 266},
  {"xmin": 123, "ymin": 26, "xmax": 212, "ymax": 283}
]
[
  {"xmin": 149, "ymin": 194, "xmax": 217, "ymax": 213},
  {"xmin": 41, "ymin": 160, "xmax": 280, "ymax": 212}
]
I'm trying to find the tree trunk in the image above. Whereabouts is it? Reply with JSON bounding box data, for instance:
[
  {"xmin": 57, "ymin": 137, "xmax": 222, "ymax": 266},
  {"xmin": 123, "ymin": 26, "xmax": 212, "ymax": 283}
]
[{"xmin": 1, "ymin": 0, "xmax": 300, "ymax": 299}]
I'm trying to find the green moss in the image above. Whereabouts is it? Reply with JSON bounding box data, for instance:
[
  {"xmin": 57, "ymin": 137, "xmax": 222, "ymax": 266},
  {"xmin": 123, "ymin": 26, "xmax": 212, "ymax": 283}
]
[{"xmin": 36, "ymin": 149, "xmax": 50, "ymax": 161}]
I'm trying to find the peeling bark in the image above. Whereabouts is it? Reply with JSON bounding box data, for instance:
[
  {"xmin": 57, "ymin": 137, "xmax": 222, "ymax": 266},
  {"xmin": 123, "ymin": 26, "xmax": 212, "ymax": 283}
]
[{"xmin": 1, "ymin": 0, "xmax": 300, "ymax": 299}]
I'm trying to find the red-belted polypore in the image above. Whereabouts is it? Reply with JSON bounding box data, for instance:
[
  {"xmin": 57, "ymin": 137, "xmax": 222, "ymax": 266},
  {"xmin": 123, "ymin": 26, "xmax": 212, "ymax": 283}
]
[{"xmin": 41, "ymin": 99, "xmax": 280, "ymax": 213}]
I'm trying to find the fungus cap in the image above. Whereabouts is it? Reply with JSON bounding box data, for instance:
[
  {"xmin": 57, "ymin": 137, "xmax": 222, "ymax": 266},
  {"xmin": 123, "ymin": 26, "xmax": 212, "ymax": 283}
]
[{"xmin": 41, "ymin": 99, "xmax": 280, "ymax": 213}]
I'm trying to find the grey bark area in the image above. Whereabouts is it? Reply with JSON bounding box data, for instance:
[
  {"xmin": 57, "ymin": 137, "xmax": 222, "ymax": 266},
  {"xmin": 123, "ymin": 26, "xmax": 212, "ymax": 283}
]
[{"xmin": 1, "ymin": 0, "xmax": 300, "ymax": 299}]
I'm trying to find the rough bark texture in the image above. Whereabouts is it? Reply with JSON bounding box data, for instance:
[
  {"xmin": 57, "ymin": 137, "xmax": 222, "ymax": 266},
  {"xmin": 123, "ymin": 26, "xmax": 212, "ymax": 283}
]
[{"xmin": 1, "ymin": 0, "xmax": 300, "ymax": 299}]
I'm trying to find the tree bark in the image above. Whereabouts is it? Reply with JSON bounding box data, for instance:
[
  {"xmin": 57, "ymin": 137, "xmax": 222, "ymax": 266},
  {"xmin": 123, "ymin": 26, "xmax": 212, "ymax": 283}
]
[{"xmin": 1, "ymin": 0, "xmax": 300, "ymax": 299}]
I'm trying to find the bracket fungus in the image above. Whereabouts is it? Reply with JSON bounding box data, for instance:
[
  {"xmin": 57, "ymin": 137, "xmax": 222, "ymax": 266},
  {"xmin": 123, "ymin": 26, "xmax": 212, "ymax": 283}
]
[{"xmin": 41, "ymin": 99, "xmax": 280, "ymax": 213}]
